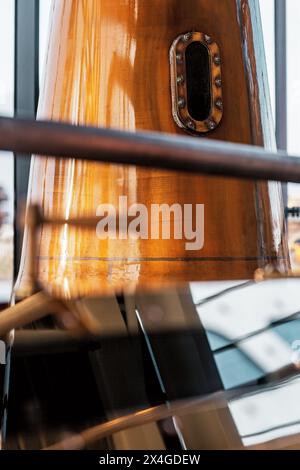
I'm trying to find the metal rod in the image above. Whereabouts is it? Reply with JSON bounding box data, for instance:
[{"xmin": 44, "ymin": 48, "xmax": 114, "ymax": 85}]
[
  {"xmin": 275, "ymin": 0, "xmax": 288, "ymax": 205},
  {"xmin": 1, "ymin": 115, "xmax": 300, "ymax": 183},
  {"xmin": 275, "ymin": 0, "xmax": 287, "ymax": 152},
  {"xmin": 45, "ymin": 362, "xmax": 300, "ymax": 450},
  {"xmin": 14, "ymin": 0, "xmax": 40, "ymax": 275}
]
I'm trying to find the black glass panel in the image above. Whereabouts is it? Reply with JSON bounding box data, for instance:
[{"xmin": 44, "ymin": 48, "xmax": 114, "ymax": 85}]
[{"xmin": 185, "ymin": 41, "xmax": 211, "ymax": 121}]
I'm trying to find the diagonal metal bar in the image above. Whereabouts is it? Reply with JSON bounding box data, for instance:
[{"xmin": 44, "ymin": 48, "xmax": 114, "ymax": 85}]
[{"xmin": 44, "ymin": 361, "xmax": 300, "ymax": 450}]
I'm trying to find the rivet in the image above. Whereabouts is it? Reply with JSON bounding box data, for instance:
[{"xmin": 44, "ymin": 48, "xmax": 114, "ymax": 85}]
[
  {"xmin": 176, "ymin": 52, "xmax": 183, "ymax": 62},
  {"xmin": 214, "ymin": 55, "xmax": 221, "ymax": 66},
  {"xmin": 215, "ymin": 98, "xmax": 223, "ymax": 110},
  {"xmin": 215, "ymin": 77, "xmax": 222, "ymax": 88},
  {"xmin": 176, "ymin": 75, "xmax": 184, "ymax": 85},
  {"xmin": 186, "ymin": 119, "xmax": 196, "ymax": 130},
  {"xmin": 206, "ymin": 119, "xmax": 216, "ymax": 130},
  {"xmin": 204, "ymin": 34, "xmax": 212, "ymax": 44},
  {"xmin": 178, "ymin": 97, "xmax": 186, "ymax": 108},
  {"xmin": 182, "ymin": 33, "xmax": 192, "ymax": 42}
]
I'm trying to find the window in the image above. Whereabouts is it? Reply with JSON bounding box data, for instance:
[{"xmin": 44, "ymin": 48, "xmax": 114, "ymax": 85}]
[
  {"xmin": 287, "ymin": 0, "xmax": 300, "ymax": 267},
  {"xmin": 0, "ymin": 0, "xmax": 14, "ymax": 302}
]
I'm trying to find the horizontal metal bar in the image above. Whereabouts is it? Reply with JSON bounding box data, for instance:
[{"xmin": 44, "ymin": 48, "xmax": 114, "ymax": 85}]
[{"xmin": 0, "ymin": 115, "xmax": 300, "ymax": 183}]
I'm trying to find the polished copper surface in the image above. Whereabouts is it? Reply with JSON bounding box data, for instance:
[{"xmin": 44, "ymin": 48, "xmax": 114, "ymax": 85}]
[{"xmin": 16, "ymin": 0, "xmax": 288, "ymax": 298}]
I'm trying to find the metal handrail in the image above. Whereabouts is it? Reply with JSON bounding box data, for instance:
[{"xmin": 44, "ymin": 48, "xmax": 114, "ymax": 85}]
[{"xmin": 0, "ymin": 115, "xmax": 300, "ymax": 183}]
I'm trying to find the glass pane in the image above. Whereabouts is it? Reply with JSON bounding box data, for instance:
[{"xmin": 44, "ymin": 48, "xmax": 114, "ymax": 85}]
[
  {"xmin": 287, "ymin": 0, "xmax": 300, "ymax": 269},
  {"xmin": 259, "ymin": 0, "xmax": 276, "ymax": 120},
  {"xmin": 39, "ymin": 0, "xmax": 53, "ymax": 85},
  {"xmin": 0, "ymin": 0, "xmax": 14, "ymax": 302}
]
